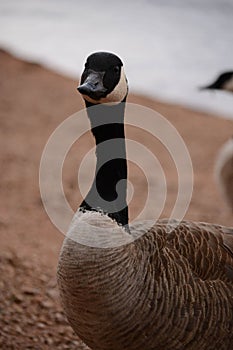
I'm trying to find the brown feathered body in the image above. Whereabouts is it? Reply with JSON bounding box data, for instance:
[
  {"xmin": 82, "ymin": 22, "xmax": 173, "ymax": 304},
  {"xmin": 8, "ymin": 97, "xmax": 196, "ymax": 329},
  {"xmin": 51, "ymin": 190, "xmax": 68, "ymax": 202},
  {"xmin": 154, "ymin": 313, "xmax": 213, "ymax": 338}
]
[
  {"xmin": 57, "ymin": 212, "xmax": 233, "ymax": 350},
  {"xmin": 215, "ymin": 137, "xmax": 233, "ymax": 211}
]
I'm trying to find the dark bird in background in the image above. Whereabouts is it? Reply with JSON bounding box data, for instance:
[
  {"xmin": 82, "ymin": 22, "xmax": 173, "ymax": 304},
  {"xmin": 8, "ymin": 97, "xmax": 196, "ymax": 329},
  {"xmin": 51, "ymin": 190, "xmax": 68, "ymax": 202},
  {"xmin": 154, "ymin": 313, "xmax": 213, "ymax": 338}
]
[
  {"xmin": 200, "ymin": 71, "xmax": 233, "ymax": 92},
  {"xmin": 200, "ymin": 72, "xmax": 233, "ymax": 211}
]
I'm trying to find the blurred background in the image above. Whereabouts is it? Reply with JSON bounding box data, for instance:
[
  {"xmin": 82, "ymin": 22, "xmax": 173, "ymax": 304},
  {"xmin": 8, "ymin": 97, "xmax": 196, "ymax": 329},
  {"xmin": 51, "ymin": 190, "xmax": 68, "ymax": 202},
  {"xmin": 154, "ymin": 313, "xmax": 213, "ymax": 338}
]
[{"xmin": 1, "ymin": 0, "xmax": 233, "ymax": 118}]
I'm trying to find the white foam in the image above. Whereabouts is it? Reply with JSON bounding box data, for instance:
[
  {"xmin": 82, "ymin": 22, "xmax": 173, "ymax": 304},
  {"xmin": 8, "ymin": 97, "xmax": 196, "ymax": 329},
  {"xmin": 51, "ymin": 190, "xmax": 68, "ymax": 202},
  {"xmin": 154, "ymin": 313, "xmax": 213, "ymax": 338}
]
[{"xmin": 1, "ymin": 0, "xmax": 233, "ymax": 119}]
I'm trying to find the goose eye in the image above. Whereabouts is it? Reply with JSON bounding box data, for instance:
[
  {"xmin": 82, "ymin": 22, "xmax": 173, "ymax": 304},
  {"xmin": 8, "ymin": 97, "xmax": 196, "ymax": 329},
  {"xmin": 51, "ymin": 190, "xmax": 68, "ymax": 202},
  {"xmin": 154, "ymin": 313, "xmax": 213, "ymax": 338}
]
[{"xmin": 114, "ymin": 66, "xmax": 120, "ymax": 74}]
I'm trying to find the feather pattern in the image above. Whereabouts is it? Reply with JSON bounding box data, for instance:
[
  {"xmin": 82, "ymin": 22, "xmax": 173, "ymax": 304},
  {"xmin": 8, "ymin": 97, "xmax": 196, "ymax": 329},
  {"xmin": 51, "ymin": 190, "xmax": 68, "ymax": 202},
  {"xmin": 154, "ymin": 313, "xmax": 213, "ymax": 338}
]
[{"xmin": 57, "ymin": 213, "xmax": 233, "ymax": 350}]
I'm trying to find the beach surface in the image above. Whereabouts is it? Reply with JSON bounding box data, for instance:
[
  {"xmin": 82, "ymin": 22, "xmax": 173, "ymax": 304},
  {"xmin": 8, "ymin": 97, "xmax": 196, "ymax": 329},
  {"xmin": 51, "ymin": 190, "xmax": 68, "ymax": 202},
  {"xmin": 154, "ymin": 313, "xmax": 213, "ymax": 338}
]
[{"xmin": 0, "ymin": 50, "xmax": 232, "ymax": 349}]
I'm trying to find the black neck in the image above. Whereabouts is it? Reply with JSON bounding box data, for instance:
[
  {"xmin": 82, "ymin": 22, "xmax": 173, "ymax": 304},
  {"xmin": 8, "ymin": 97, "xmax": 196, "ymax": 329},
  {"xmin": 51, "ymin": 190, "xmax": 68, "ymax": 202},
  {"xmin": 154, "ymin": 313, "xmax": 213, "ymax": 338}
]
[{"xmin": 80, "ymin": 98, "xmax": 129, "ymax": 228}]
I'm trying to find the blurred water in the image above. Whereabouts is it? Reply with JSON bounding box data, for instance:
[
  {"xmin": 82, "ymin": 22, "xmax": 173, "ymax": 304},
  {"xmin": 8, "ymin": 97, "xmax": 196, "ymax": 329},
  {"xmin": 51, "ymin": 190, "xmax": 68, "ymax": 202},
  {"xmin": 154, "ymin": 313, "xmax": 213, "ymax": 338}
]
[{"xmin": 0, "ymin": 0, "xmax": 233, "ymax": 119}]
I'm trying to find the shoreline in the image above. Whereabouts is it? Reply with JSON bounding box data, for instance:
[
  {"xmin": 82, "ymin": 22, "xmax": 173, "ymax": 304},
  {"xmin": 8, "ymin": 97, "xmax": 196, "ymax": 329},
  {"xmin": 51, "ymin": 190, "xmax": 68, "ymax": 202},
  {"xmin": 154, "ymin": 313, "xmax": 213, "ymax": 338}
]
[{"xmin": 2, "ymin": 46, "xmax": 233, "ymax": 121}]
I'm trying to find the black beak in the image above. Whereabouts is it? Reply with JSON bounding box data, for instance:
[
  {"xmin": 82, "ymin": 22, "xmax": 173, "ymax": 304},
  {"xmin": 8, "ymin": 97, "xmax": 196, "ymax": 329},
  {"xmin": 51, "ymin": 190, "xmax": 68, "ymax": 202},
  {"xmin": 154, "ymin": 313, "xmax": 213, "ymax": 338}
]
[{"xmin": 77, "ymin": 71, "xmax": 107, "ymax": 100}]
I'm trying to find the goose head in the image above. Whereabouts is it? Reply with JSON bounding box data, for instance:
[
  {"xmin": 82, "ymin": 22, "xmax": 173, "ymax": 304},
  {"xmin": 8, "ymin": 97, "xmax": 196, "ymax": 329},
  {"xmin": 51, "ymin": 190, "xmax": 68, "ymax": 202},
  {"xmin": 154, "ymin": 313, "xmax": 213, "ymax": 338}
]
[
  {"xmin": 77, "ymin": 52, "xmax": 128, "ymax": 104},
  {"xmin": 201, "ymin": 71, "xmax": 233, "ymax": 92}
]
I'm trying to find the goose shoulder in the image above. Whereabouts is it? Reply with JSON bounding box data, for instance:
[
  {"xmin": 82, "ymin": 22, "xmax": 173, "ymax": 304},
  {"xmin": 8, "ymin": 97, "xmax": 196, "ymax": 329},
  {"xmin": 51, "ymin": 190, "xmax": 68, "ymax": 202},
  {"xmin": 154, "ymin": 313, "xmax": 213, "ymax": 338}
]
[
  {"xmin": 63, "ymin": 214, "xmax": 233, "ymax": 283},
  {"xmin": 133, "ymin": 219, "xmax": 233, "ymax": 282}
]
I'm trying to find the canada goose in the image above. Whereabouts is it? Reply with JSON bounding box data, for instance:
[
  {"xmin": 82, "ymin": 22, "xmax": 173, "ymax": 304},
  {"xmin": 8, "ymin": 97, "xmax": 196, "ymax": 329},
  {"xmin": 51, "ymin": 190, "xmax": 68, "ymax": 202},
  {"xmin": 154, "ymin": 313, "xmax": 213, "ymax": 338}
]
[
  {"xmin": 201, "ymin": 71, "xmax": 233, "ymax": 92},
  {"xmin": 215, "ymin": 137, "xmax": 233, "ymax": 211},
  {"xmin": 57, "ymin": 52, "xmax": 233, "ymax": 350}
]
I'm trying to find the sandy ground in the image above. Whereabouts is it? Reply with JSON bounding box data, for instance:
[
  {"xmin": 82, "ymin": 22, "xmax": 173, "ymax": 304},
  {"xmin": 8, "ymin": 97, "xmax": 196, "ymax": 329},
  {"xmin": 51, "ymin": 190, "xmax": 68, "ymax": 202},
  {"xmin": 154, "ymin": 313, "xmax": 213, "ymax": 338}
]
[{"xmin": 0, "ymin": 49, "xmax": 232, "ymax": 349}]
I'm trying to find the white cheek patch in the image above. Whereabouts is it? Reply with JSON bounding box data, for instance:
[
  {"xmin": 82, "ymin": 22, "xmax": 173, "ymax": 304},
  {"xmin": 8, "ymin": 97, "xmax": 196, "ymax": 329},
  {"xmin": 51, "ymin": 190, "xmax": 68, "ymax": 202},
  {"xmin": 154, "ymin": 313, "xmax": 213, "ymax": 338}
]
[
  {"xmin": 83, "ymin": 68, "xmax": 128, "ymax": 105},
  {"xmin": 223, "ymin": 76, "xmax": 233, "ymax": 92}
]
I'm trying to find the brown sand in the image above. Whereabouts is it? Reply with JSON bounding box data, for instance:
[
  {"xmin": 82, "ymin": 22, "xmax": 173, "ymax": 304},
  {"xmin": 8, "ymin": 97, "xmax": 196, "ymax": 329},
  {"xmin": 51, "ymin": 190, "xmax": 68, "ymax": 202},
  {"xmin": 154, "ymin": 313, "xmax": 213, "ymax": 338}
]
[{"xmin": 0, "ymin": 49, "xmax": 232, "ymax": 349}]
